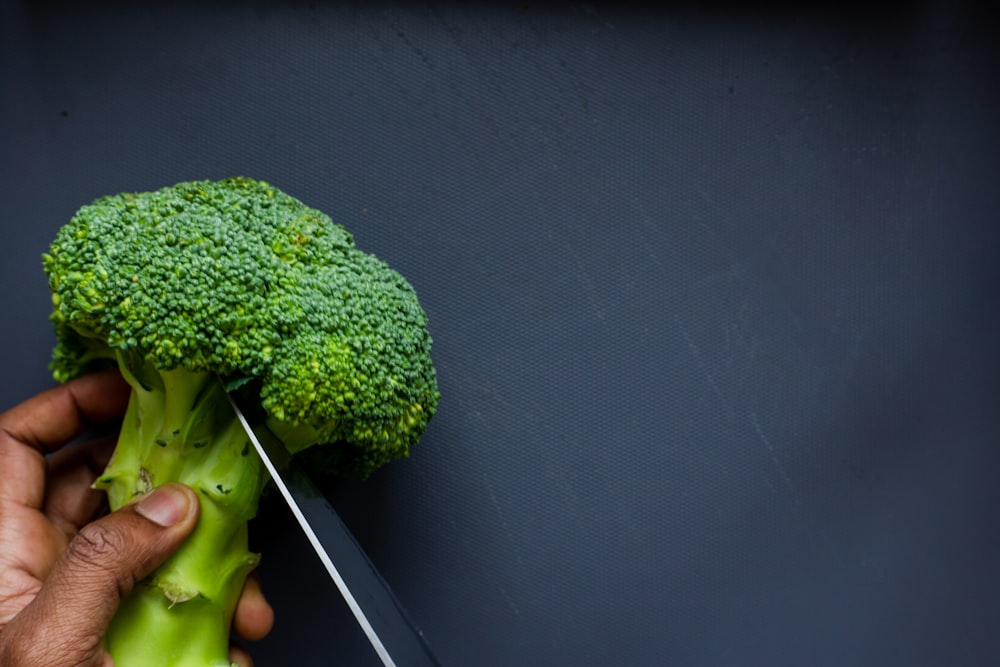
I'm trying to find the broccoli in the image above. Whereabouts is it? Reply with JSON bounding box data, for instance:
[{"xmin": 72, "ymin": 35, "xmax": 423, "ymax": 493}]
[{"xmin": 42, "ymin": 177, "xmax": 439, "ymax": 667}]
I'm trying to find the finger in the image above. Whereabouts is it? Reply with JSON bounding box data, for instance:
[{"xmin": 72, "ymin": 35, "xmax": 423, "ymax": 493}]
[
  {"xmin": 0, "ymin": 499, "xmax": 68, "ymax": 586},
  {"xmin": 0, "ymin": 483, "xmax": 198, "ymax": 667},
  {"xmin": 229, "ymin": 643, "xmax": 255, "ymax": 667},
  {"xmin": 0, "ymin": 437, "xmax": 115, "ymax": 607},
  {"xmin": 43, "ymin": 435, "xmax": 117, "ymax": 536},
  {"xmin": 0, "ymin": 370, "xmax": 130, "ymax": 509},
  {"xmin": 232, "ymin": 571, "xmax": 274, "ymax": 641},
  {"xmin": 1, "ymin": 369, "xmax": 129, "ymax": 455}
]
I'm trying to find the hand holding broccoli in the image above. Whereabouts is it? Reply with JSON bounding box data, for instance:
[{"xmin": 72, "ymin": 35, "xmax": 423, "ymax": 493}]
[
  {"xmin": 38, "ymin": 178, "xmax": 439, "ymax": 665},
  {"xmin": 0, "ymin": 371, "xmax": 274, "ymax": 667}
]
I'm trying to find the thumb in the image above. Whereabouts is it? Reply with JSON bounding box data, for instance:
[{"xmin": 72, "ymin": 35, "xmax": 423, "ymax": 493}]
[{"xmin": 0, "ymin": 483, "xmax": 199, "ymax": 667}]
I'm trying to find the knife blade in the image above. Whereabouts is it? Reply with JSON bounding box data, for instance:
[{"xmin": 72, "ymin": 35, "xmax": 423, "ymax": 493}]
[{"xmin": 222, "ymin": 383, "xmax": 441, "ymax": 667}]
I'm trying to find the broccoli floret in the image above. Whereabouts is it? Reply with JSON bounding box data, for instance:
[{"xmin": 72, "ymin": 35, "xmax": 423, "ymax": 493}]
[{"xmin": 43, "ymin": 177, "xmax": 439, "ymax": 667}]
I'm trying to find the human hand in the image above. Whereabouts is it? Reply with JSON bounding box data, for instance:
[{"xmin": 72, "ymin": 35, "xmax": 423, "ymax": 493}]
[{"xmin": 0, "ymin": 370, "xmax": 274, "ymax": 666}]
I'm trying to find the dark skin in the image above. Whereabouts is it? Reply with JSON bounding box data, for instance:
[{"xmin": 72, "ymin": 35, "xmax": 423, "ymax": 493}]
[{"xmin": 0, "ymin": 370, "xmax": 274, "ymax": 666}]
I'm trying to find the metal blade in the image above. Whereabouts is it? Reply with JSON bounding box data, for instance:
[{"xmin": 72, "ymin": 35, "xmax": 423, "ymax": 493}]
[{"xmin": 223, "ymin": 385, "xmax": 440, "ymax": 667}]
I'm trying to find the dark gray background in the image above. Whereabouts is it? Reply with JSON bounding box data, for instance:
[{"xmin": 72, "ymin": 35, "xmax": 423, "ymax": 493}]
[{"xmin": 2, "ymin": 2, "xmax": 998, "ymax": 665}]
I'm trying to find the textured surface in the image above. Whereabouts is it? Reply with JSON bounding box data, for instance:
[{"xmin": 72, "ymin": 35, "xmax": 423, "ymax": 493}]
[{"xmin": 2, "ymin": 3, "xmax": 999, "ymax": 666}]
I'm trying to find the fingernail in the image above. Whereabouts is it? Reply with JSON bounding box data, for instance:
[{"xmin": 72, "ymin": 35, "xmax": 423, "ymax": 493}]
[{"xmin": 135, "ymin": 485, "xmax": 190, "ymax": 527}]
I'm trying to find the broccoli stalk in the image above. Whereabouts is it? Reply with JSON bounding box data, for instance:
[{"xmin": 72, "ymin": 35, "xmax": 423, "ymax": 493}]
[
  {"xmin": 43, "ymin": 178, "xmax": 439, "ymax": 667},
  {"xmin": 97, "ymin": 351, "xmax": 266, "ymax": 666}
]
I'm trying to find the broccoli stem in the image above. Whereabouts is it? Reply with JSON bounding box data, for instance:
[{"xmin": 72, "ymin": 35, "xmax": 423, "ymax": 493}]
[{"xmin": 96, "ymin": 351, "xmax": 268, "ymax": 667}]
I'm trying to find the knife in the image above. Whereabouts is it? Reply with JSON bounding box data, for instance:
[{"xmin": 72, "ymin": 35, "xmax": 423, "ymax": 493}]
[{"xmin": 223, "ymin": 383, "xmax": 441, "ymax": 667}]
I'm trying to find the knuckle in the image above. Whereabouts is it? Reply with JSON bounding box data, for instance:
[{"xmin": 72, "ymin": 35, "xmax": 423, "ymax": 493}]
[
  {"xmin": 68, "ymin": 521, "xmax": 128, "ymax": 568},
  {"xmin": 65, "ymin": 521, "xmax": 137, "ymax": 600}
]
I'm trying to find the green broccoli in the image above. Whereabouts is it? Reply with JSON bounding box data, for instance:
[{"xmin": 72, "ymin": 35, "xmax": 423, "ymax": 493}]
[{"xmin": 42, "ymin": 177, "xmax": 439, "ymax": 667}]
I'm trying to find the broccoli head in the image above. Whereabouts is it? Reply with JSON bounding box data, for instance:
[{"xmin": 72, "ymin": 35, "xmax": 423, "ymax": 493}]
[{"xmin": 43, "ymin": 177, "xmax": 439, "ymax": 667}]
